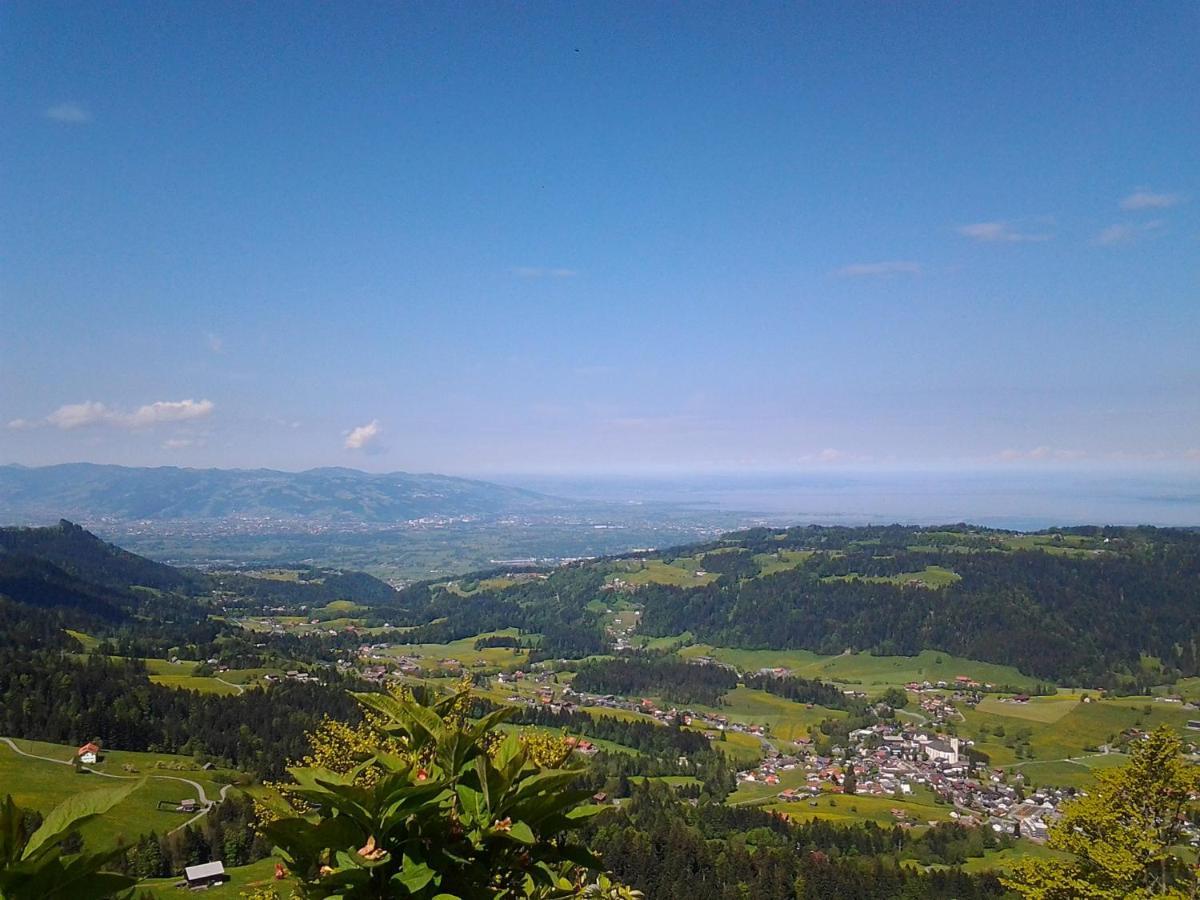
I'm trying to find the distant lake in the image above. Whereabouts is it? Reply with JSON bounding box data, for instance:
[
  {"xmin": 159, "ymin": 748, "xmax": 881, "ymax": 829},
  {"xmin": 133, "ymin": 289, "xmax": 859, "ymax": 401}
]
[{"xmin": 495, "ymin": 471, "xmax": 1200, "ymax": 530}]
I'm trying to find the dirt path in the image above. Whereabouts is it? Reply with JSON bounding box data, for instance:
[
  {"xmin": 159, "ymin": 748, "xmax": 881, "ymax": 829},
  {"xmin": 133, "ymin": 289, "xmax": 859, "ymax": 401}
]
[
  {"xmin": 215, "ymin": 676, "xmax": 246, "ymax": 695},
  {"xmin": 0, "ymin": 737, "xmax": 228, "ymax": 834}
]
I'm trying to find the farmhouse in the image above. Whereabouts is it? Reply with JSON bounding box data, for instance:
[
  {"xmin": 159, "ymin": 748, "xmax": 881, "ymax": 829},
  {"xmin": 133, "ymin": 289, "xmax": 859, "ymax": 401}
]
[
  {"xmin": 184, "ymin": 860, "xmax": 227, "ymax": 888},
  {"xmin": 77, "ymin": 741, "xmax": 100, "ymax": 765}
]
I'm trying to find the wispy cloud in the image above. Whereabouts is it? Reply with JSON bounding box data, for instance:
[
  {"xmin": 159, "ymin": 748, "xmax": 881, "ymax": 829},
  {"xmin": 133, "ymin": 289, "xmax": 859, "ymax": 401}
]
[
  {"xmin": 996, "ymin": 446, "xmax": 1086, "ymax": 462},
  {"xmin": 1094, "ymin": 220, "xmax": 1164, "ymax": 246},
  {"xmin": 205, "ymin": 332, "xmax": 224, "ymax": 354},
  {"xmin": 511, "ymin": 266, "xmax": 578, "ymax": 279},
  {"xmin": 835, "ymin": 261, "xmax": 922, "ymax": 278},
  {"xmin": 344, "ymin": 419, "xmax": 381, "ymax": 450},
  {"xmin": 957, "ymin": 221, "xmax": 1052, "ymax": 243},
  {"xmin": 44, "ymin": 102, "xmax": 92, "ymax": 124},
  {"xmin": 1120, "ymin": 190, "xmax": 1181, "ymax": 211},
  {"xmin": 162, "ymin": 437, "xmax": 195, "ymax": 450},
  {"xmin": 9, "ymin": 399, "xmax": 215, "ymax": 430}
]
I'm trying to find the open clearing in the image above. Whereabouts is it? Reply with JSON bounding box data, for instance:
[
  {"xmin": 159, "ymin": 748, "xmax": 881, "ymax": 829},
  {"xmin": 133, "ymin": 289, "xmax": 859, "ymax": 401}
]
[
  {"xmin": 138, "ymin": 856, "xmax": 291, "ymax": 898},
  {"xmin": 679, "ymin": 644, "xmax": 1040, "ymax": 691},
  {"xmin": 0, "ymin": 738, "xmax": 239, "ymax": 849}
]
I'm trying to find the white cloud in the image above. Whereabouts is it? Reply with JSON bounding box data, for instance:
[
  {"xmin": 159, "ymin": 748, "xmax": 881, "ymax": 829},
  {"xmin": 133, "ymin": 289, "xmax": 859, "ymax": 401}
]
[
  {"xmin": 205, "ymin": 332, "xmax": 224, "ymax": 354},
  {"xmin": 46, "ymin": 401, "xmax": 113, "ymax": 429},
  {"xmin": 1094, "ymin": 219, "xmax": 1163, "ymax": 246},
  {"xmin": 344, "ymin": 419, "xmax": 381, "ymax": 450},
  {"xmin": 835, "ymin": 261, "xmax": 922, "ymax": 278},
  {"xmin": 1120, "ymin": 191, "xmax": 1181, "ymax": 211},
  {"xmin": 44, "ymin": 102, "xmax": 92, "ymax": 124},
  {"xmin": 14, "ymin": 398, "xmax": 215, "ymax": 430},
  {"xmin": 162, "ymin": 437, "xmax": 194, "ymax": 450},
  {"xmin": 957, "ymin": 222, "xmax": 1052, "ymax": 243},
  {"xmin": 512, "ymin": 266, "xmax": 578, "ymax": 279},
  {"xmin": 125, "ymin": 399, "xmax": 214, "ymax": 427}
]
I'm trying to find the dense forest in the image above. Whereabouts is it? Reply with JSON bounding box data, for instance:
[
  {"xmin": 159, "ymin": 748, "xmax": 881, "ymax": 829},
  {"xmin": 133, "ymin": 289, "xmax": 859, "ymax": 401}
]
[
  {"xmin": 582, "ymin": 781, "xmax": 1008, "ymax": 899},
  {"xmin": 0, "ymin": 648, "xmax": 360, "ymax": 777},
  {"xmin": 571, "ymin": 656, "xmax": 739, "ymax": 705}
]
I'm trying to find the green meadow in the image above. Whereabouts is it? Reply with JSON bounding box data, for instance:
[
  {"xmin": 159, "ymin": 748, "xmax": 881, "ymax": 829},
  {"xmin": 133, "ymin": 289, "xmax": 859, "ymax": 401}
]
[
  {"xmin": 380, "ymin": 629, "xmax": 531, "ymax": 668},
  {"xmin": 679, "ymin": 644, "xmax": 1040, "ymax": 691},
  {"xmin": 766, "ymin": 788, "xmax": 954, "ymax": 828},
  {"xmin": 0, "ymin": 738, "xmax": 241, "ymax": 850},
  {"xmin": 137, "ymin": 856, "xmax": 291, "ymax": 898}
]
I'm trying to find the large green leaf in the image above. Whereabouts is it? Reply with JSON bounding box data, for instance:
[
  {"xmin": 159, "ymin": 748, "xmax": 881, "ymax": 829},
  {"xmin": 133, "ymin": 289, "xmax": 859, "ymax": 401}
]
[
  {"xmin": 22, "ymin": 778, "xmax": 141, "ymax": 860},
  {"xmin": 392, "ymin": 854, "xmax": 437, "ymax": 893}
]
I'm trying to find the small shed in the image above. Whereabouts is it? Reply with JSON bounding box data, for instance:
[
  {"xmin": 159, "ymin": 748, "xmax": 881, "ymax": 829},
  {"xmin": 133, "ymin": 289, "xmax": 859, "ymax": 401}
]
[
  {"xmin": 184, "ymin": 860, "xmax": 227, "ymax": 888},
  {"xmin": 77, "ymin": 742, "xmax": 100, "ymax": 765}
]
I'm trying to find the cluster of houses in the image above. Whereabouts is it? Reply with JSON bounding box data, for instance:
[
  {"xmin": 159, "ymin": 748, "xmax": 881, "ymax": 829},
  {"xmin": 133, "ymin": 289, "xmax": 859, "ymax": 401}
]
[{"xmin": 756, "ymin": 721, "xmax": 1071, "ymax": 841}]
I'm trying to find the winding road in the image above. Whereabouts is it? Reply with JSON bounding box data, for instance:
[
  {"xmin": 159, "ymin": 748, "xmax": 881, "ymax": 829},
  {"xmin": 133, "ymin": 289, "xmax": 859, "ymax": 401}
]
[{"xmin": 0, "ymin": 736, "xmax": 232, "ymax": 834}]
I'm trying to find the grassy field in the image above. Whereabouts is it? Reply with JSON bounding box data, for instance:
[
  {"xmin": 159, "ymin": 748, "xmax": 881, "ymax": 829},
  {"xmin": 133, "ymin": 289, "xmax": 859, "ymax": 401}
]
[
  {"xmin": 822, "ymin": 564, "xmax": 961, "ymax": 589},
  {"xmin": 66, "ymin": 629, "xmax": 102, "ymax": 651},
  {"xmin": 684, "ymin": 686, "xmax": 846, "ymax": 743},
  {"xmin": 975, "ymin": 695, "xmax": 1080, "ymax": 723},
  {"xmin": 959, "ymin": 844, "xmax": 1071, "ymax": 873},
  {"xmin": 148, "ymin": 673, "xmax": 243, "ymax": 695},
  {"xmin": 679, "ymin": 644, "xmax": 1041, "ymax": 691},
  {"xmin": 0, "ymin": 738, "xmax": 241, "ymax": 850},
  {"xmin": 751, "ymin": 549, "xmax": 814, "ymax": 577},
  {"xmin": 960, "ymin": 692, "xmax": 1198, "ymax": 776},
  {"xmin": 711, "ymin": 729, "xmax": 765, "ymax": 764},
  {"xmin": 610, "ymin": 559, "xmax": 718, "ymax": 588},
  {"xmin": 380, "ymin": 629, "xmax": 531, "ymax": 668},
  {"xmin": 137, "ymin": 856, "xmax": 290, "ymax": 898},
  {"xmin": 766, "ymin": 788, "xmax": 954, "ymax": 827}
]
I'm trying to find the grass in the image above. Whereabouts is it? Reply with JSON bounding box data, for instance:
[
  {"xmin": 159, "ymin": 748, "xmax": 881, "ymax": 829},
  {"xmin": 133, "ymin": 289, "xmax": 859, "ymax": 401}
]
[
  {"xmin": 679, "ymin": 644, "xmax": 1040, "ymax": 691},
  {"xmin": 611, "ymin": 559, "xmax": 718, "ymax": 588},
  {"xmin": 0, "ymin": 738, "xmax": 242, "ymax": 850},
  {"xmin": 959, "ymin": 692, "xmax": 1198, "ymax": 780},
  {"xmin": 379, "ymin": 629, "xmax": 531, "ymax": 669},
  {"xmin": 148, "ymin": 674, "xmax": 243, "ymax": 695},
  {"xmin": 766, "ymin": 788, "xmax": 955, "ymax": 827},
  {"xmin": 975, "ymin": 695, "xmax": 1080, "ymax": 723},
  {"xmin": 959, "ymin": 843, "xmax": 1072, "ymax": 874},
  {"xmin": 685, "ymin": 686, "xmax": 846, "ymax": 743},
  {"xmin": 709, "ymin": 729, "xmax": 763, "ymax": 764},
  {"xmin": 65, "ymin": 629, "xmax": 101, "ymax": 651},
  {"xmin": 822, "ymin": 564, "xmax": 961, "ymax": 589},
  {"xmin": 137, "ymin": 856, "xmax": 291, "ymax": 898},
  {"xmin": 751, "ymin": 550, "xmax": 814, "ymax": 577}
]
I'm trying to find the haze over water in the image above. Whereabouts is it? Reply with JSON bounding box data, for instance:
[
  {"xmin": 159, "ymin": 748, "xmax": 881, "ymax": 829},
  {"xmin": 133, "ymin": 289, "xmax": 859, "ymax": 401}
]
[{"xmin": 501, "ymin": 471, "xmax": 1200, "ymax": 531}]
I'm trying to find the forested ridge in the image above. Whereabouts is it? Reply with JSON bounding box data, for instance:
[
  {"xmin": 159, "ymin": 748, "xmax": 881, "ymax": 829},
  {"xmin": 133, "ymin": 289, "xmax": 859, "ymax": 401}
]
[
  {"xmin": 631, "ymin": 536, "xmax": 1200, "ymax": 685},
  {"xmin": 424, "ymin": 524, "xmax": 1200, "ymax": 687}
]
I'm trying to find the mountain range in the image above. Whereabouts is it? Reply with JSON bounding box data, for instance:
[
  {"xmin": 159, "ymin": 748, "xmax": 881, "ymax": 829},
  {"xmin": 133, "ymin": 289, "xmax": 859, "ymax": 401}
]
[{"xmin": 0, "ymin": 463, "xmax": 567, "ymax": 524}]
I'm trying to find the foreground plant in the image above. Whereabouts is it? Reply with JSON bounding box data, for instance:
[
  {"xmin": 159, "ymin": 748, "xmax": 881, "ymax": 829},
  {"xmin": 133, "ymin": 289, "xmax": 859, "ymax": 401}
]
[
  {"xmin": 1002, "ymin": 725, "xmax": 1200, "ymax": 899},
  {"xmin": 0, "ymin": 779, "xmax": 140, "ymax": 900},
  {"xmin": 262, "ymin": 685, "xmax": 615, "ymax": 898}
]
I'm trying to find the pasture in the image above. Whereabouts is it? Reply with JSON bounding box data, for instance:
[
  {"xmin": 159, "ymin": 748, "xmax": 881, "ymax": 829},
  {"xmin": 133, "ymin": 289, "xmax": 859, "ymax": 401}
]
[
  {"xmin": 0, "ymin": 738, "xmax": 240, "ymax": 850},
  {"xmin": 766, "ymin": 788, "xmax": 954, "ymax": 828},
  {"xmin": 679, "ymin": 644, "xmax": 1041, "ymax": 692},
  {"xmin": 379, "ymin": 629, "xmax": 531, "ymax": 668},
  {"xmin": 137, "ymin": 856, "xmax": 290, "ymax": 898}
]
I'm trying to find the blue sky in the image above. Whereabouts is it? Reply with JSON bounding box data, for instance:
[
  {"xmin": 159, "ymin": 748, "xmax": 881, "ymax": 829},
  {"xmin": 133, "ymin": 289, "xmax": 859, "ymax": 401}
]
[{"xmin": 2, "ymin": 2, "xmax": 1197, "ymax": 475}]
